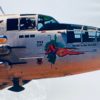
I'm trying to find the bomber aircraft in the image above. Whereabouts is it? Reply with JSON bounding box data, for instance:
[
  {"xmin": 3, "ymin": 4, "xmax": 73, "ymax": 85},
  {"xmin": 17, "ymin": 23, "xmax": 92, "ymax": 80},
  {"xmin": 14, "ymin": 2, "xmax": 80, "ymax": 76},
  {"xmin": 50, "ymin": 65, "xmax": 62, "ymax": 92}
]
[{"xmin": 0, "ymin": 10, "xmax": 100, "ymax": 92}]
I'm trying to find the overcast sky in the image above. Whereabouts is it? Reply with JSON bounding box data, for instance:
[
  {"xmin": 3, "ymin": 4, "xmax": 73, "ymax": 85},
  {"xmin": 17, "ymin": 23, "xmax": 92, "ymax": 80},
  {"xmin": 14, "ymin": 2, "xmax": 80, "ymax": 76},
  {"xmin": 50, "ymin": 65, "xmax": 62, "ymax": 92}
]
[
  {"xmin": 0, "ymin": 0, "xmax": 100, "ymax": 27},
  {"xmin": 0, "ymin": 0, "xmax": 100, "ymax": 100}
]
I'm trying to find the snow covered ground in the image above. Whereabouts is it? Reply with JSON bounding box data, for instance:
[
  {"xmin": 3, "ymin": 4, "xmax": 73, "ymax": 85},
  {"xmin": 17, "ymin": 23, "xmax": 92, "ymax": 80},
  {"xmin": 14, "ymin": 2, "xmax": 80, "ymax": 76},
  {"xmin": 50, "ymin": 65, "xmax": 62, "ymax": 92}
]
[{"xmin": 0, "ymin": 71, "xmax": 100, "ymax": 100}]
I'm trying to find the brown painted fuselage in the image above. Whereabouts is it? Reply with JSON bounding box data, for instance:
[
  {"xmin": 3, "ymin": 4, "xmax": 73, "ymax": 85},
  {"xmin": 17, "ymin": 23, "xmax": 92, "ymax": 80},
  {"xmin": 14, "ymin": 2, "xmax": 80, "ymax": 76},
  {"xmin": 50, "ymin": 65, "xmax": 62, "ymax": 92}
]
[
  {"xmin": 0, "ymin": 42, "xmax": 100, "ymax": 90},
  {"xmin": 0, "ymin": 14, "xmax": 100, "ymax": 91}
]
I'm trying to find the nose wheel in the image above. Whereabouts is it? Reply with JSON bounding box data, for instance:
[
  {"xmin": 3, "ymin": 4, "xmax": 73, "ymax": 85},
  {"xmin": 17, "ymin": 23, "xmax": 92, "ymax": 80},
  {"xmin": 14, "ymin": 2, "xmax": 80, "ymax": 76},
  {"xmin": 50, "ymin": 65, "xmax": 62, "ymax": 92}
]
[{"xmin": 8, "ymin": 77, "xmax": 25, "ymax": 92}]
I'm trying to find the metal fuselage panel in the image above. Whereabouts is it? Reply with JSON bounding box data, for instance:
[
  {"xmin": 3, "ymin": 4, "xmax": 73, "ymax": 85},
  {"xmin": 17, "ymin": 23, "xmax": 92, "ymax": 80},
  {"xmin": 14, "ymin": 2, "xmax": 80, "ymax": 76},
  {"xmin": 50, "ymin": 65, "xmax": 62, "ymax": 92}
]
[
  {"xmin": 5, "ymin": 29, "xmax": 100, "ymax": 69},
  {"xmin": 0, "ymin": 14, "xmax": 100, "ymax": 82}
]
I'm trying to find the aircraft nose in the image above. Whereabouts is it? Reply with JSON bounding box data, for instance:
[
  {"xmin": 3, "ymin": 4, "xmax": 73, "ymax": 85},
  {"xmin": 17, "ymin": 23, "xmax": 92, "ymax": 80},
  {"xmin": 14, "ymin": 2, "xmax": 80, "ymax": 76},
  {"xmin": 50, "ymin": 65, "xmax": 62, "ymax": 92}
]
[{"xmin": 0, "ymin": 35, "xmax": 7, "ymax": 44}]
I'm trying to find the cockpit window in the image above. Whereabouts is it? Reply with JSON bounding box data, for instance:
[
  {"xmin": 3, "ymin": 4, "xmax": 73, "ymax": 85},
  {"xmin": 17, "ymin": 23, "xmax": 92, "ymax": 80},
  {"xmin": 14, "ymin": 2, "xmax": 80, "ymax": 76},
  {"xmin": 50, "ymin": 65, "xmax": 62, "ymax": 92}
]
[
  {"xmin": 20, "ymin": 17, "xmax": 36, "ymax": 30},
  {"xmin": 38, "ymin": 15, "xmax": 58, "ymax": 30},
  {"xmin": 7, "ymin": 18, "xmax": 18, "ymax": 30}
]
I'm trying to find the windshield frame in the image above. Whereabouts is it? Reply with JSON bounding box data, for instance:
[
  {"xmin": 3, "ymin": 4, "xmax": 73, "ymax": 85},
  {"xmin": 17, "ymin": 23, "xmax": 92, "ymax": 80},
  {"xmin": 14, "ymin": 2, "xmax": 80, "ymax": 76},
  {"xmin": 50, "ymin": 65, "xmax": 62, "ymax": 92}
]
[{"xmin": 37, "ymin": 14, "xmax": 59, "ymax": 30}]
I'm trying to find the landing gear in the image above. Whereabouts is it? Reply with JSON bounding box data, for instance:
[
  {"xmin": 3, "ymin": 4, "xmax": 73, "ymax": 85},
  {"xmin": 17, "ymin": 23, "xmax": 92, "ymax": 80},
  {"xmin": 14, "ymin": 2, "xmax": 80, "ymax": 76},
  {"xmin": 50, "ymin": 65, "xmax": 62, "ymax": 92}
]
[{"xmin": 8, "ymin": 77, "xmax": 25, "ymax": 92}]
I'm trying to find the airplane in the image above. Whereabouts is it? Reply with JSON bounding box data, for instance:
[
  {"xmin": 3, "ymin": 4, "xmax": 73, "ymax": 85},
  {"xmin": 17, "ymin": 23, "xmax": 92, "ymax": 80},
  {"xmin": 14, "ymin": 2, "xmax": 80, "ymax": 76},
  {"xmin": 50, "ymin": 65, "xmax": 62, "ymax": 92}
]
[{"xmin": 0, "ymin": 11, "xmax": 100, "ymax": 92}]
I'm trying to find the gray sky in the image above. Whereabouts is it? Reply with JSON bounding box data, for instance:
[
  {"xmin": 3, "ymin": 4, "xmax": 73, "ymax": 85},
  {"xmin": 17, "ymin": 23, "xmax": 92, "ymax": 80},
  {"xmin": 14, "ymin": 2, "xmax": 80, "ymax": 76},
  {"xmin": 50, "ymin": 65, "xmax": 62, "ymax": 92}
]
[
  {"xmin": 0, "ymin": 0, "xmax": 100, "ymax": 26},
  {"xmin": 0, "ymin": 0, "xmax": 100, "ymax": 100}
]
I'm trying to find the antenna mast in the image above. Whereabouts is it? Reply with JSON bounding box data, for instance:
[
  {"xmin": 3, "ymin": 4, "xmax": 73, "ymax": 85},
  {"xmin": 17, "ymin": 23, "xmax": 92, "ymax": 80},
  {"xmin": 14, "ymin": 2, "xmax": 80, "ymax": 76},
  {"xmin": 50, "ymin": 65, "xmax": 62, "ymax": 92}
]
[{"xmin": 0, "ymin": 6, "xmax": 5, "ymax": 15}]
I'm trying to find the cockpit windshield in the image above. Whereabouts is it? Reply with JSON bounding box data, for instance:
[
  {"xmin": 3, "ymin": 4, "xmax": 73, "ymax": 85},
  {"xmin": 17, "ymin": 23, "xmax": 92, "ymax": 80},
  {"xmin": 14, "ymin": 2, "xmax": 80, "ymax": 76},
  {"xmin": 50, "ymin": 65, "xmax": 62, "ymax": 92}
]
[
  {"xmin": 38, "ymin": 15, "xmax": 59, "ymax": 30},
  {"xmin": 20, "ymin": 17, "xmax": 36, "ymax": 30}
]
